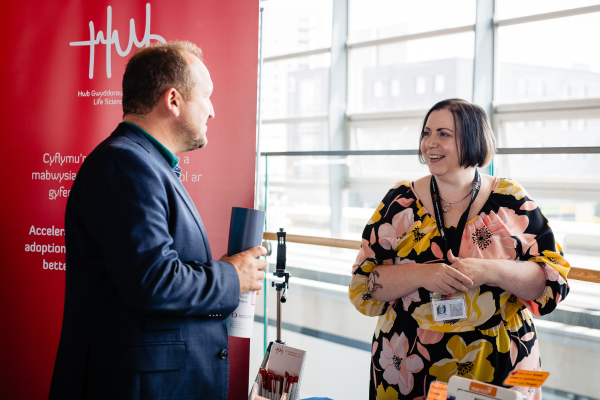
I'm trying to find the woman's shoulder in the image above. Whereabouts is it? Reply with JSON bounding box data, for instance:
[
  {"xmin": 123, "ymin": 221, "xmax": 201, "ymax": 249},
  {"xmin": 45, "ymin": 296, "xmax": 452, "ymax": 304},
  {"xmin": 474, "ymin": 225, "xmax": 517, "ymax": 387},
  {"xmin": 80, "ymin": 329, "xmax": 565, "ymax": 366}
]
[
  {"xmin": 370, "ymin": 179, "xmax": 420, "ymax": 220},
  {"xmin": 382, "ymin": 179, "xmax": 416, "ymax": 200},
  {"xmin": 390, "ymin": 179, "xmax": 413, "ymax": 190},
  {"xmin": 493, "ymin": 177, "xmax": 532, "ymax": 201}
]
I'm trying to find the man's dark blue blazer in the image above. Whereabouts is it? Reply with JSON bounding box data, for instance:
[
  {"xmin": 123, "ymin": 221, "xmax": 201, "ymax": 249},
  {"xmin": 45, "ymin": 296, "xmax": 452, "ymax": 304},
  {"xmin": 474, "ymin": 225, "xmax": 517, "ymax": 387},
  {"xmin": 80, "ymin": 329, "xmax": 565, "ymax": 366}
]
[{"xmin": 49, "ymin": 123, "xmax": 240, "ymax": 400}]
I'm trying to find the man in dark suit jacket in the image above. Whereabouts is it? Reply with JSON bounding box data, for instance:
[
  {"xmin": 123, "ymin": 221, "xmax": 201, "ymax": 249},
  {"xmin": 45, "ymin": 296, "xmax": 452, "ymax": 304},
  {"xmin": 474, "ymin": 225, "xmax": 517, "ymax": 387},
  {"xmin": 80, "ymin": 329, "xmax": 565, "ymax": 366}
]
[{"xmin": 49, "ymin": 41, "xmax": 266, "ymax": 400}]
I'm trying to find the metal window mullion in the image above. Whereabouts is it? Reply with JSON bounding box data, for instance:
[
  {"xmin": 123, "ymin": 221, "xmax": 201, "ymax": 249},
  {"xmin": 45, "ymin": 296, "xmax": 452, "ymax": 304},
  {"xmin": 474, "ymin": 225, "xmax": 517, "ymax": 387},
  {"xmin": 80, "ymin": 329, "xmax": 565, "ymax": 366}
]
[
  {"xmin": 494, "ymin": 107, "xmax": 600, "ymax": 123},
  {"xmin": 263, "ymin": 47, "xmax": 331, "ymax": 63},
  {"xmin": 347, "ymin": 109, "xmax": 429, "ymax": 122},
  {"xmin": 262, "ymin": 115, "xmax": 329, "ymax": 125},
  {"xmin": 260, "ymin": 147, "xmax": 600, "ymax": 157},
  {"xmin": 473, "ymin": 0, "xmax": 495, "ymax": 175},
  {"xmin": 347, "ymin": 24, "xmax": 475, "ymax": 50},
  {"xmin": 496, "ymin": 4, "xmax": 600, "ymax": 28},
  {"xmin": 495, "ymin": 98, "xmax": 600, "ymax": 114},
  {"xmin": 327, "ymin": 0, "xmax": 348, "ymax": 238}
]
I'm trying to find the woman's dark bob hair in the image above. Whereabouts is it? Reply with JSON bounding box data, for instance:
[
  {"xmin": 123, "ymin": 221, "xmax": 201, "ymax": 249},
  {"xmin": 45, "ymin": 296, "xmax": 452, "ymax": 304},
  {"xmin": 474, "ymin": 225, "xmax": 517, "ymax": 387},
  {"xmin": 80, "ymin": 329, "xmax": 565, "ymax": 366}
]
[{"xmin": 418, "ymin": 99, "xmax": 496, "ymax": 168}]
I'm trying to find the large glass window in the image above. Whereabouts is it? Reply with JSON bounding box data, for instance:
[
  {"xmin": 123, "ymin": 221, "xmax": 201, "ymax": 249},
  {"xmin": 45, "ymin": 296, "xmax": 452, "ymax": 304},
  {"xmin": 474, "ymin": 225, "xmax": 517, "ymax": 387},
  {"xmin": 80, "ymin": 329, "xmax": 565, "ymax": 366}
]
[
  {"xmin": 349, "ymin": 0, "xmax": 476, "ymax": 43},
  {"xmin": 496, "ymin": 13, "xmax": 600, "ymax": 104},
  {"xmin": 254, "ymin": 2, "xmax": 600, "ymax": 399},
  {"xmin": 348, "ymin": 32, "xmax": 475, "ymax": 112},
  {"xmin": 496, "ymin": 0, "xmax": 600, "ymax": 20},
  {"xmin": 262, "ymin": 54, "xmax": 330, "ymax": 120},
  {"xmin": 261, "ymin": 0, "xmax": 333, "ymax": 57}
]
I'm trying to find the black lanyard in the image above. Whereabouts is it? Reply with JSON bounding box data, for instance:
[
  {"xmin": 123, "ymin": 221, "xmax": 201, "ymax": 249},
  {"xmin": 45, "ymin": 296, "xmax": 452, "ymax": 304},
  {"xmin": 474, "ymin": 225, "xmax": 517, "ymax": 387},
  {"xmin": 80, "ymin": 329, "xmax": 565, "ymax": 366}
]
[{"xmin": 430, "ymin": 170, "xmax": 481, "ymax": 263}]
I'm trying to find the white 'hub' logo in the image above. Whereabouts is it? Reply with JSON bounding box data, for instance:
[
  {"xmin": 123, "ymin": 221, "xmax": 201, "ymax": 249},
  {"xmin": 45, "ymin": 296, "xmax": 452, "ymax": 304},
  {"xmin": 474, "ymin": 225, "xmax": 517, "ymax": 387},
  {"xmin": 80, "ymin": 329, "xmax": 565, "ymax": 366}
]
[{"xmin": 70, "ymin": 3, "xmax": 166, "ymax": 79}]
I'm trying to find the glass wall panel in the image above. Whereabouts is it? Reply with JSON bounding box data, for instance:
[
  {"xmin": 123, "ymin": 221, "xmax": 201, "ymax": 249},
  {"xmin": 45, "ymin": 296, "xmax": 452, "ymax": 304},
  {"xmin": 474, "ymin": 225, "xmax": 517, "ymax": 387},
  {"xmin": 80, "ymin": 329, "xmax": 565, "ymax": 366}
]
[
  {"xmin": 348, "ymin": 32, "xmax": 475, "ymax": 113},
  {"xmin": 261, "ymin": 0, "xmax": 333, "ymax": 58},
  {"xmin": 349, "ymin": 0, "xmax": 475, "ymax": 43},
  {"xmin": 496, "ymin": 13, "xmax": 600, "ymax": 104},
  {"xmin": 253, "ymin": 2, "xmax": 600, "ymax": 399},
  {"xmin": 349, "ymin": 120, "xmax": 422, "ymax": 151},
  {"xmin": 260, "ymin": 122, "xmax": 329, "ymax": 153},
  {"xmin": 494, "ymin": 153, "xmax": 600, "ymax": 179},
  {"xmin": 498, "ymin": 118, "xmax": 600, "ymax": 148},
  {"xmin": 496, "ymin": 0, "xmax": 600, "ymax": 20},
  {"xmin": 262, "ymin": 54, "xmax": 330, "ymax": 119}
]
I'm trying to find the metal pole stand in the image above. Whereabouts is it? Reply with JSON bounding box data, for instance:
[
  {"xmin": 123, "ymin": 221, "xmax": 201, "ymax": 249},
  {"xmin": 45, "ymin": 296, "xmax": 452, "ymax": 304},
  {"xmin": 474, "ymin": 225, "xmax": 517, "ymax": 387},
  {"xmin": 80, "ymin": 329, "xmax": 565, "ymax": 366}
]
[{"xmin": 271, "ymin": 228, "xmax": 291, "ymax": 345}]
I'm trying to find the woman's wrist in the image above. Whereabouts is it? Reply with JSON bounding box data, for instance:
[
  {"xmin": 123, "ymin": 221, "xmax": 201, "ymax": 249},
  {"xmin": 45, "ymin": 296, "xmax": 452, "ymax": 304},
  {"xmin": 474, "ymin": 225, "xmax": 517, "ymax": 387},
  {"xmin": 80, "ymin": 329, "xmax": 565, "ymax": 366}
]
[{"xmin": 479, "ymin": 259, "xmax": 500, "ymax": 286}]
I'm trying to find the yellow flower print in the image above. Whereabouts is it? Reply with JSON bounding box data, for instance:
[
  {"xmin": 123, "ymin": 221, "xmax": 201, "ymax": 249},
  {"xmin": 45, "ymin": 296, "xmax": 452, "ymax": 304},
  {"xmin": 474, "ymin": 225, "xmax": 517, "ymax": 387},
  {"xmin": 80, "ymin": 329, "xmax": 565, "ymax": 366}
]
[
  {"xmin": 392, "ymin": 180, "xmax": 411, "ymax": 190},
  {"xmin": 376, "ymin": 383, "xmax": 399, "ymax": 400},
  {"xmin": 521, "ymin": 309, "xmax": 534, "ymax": 327},
  {"xmin": 495, "ymin": 179, "xmax": 529, "ymax": 200},
  {"xmin": 348, "ymin": 262, "xmax": 385, "ymax": 316},
  {"xmin": 505, "ymin": 311, "xmax": 524, "ymax": 333},
  {"xmin": 375, "ymin": 308, "xmax": 397, "ymax": 339},
  {"xmin": 368, "ymin": 202, "xmax": 385, "ymax": 225},
  {"xmin": 480, "ymin": 323, "xmax": 511, "ymax": 353},
  {"xmin": 393, "ymin": 215, "xmax": 439, "ymax": 258},
  {"xmin": 536, "ymin": 286, "xmax": 555, "ymax": 308},
  {"xmin": 537, "ymin": 250, "xmax": 570, "ymax": 281},
  {"xmin": 411, "ymin": 288, "xmax": 495, "ymax": 332},
  {"xmin": 498, "ymin": 292, "xmax": 523, "ymax": 323},
  {"xmin": 429, "ymin": 336, "xmax": 495, "ymax": 383}
]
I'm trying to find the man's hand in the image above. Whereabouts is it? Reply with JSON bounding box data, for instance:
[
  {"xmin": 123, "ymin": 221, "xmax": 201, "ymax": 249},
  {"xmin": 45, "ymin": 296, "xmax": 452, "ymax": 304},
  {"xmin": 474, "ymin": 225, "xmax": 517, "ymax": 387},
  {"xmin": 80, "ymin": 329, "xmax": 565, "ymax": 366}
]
[
  {"xmin": 418, "ymin": 263, "xmax": 473, "ymax": 295},
  {"xmin": 451, "ymin": 258, "xmax": 489, "ymax": 289},
  {"xmin": 220, "ymin": 246, "xmax": 267, "ymax": 294}
]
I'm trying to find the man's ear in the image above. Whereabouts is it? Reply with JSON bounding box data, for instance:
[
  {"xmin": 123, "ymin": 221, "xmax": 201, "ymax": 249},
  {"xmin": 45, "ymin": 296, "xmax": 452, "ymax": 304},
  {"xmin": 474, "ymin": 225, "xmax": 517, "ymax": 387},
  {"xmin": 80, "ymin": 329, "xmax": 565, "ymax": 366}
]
[{"xmin": 163, "ymin": 87, "xmax": 182, "ymax": 118}]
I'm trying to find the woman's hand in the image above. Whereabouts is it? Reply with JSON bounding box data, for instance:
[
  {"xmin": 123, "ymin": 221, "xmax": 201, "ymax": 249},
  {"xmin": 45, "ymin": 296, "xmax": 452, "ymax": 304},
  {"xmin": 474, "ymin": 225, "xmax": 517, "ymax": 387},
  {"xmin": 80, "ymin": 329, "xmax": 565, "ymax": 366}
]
[
  {"xmin": 451, "ymin": 258, "xmax": 490, "ymax": 289},
  {"xmin": 418, "ymin": 263, "xmax": 473, "ymax": 295}
]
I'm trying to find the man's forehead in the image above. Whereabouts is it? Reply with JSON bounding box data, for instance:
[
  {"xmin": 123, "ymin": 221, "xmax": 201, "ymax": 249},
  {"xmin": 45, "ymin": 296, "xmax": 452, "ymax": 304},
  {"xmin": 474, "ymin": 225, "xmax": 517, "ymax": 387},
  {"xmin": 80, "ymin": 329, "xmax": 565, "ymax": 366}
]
[{"xmin": 183, "ymin": 51, "xmax": 212, "ymax": 91}]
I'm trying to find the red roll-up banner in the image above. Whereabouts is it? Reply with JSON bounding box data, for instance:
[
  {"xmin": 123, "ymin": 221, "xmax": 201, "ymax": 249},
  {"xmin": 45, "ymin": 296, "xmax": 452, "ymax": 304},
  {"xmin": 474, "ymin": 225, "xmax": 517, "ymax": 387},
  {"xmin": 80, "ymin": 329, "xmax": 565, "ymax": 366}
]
[{"xmin": 0, "ymin": 1, "xmax": 258, "ymax": 399}]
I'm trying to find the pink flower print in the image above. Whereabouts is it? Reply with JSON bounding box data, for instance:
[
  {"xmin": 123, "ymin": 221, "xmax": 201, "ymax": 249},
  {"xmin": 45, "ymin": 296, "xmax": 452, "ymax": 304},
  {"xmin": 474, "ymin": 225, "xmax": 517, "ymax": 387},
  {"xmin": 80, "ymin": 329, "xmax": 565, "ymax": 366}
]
[
  {"xmin": 392, "ymin": 208, "xmax": 415, "ymax": 238},
  {"xmin": 539, "ymin": 262, "xmax": 566, "ymax": 285},
  {"xmin": 394, "ymin": 257, "xmax": 416, "ymax": 265},
  {"xmin": 379, "ymin": 332, "xmax": 424, "ymax": 395},
  {"xmin": 352, "ymin": 239, "xmax": 375, "ymax": 273},
  {"xmin": 402, "ymin": 290, "xmax": 421, "ymax": 312},
  {"xmin": 541, "ymin": 263, "xmax": 560, "ymax": 281},
  {"xmin": 378, "ymin": 223, "xmax": 397, "ymax": 250},
  {"xmin": 492, "ymin": 207, "xmax": 538, "ymax": 256},
  {"xmin": 416, "ymin": 328, "xmax": 444, "ymax": 345},
  {"xmin": 459, "ymin": 208, "xmax": 537, "ymax": 260},
  {"xmin": 508, "ymin": 340, "xmax": 542, "ymax": 399},
  {"xmin": 520, "ymin": 201, "xmax": 538, "ymax": 211}
]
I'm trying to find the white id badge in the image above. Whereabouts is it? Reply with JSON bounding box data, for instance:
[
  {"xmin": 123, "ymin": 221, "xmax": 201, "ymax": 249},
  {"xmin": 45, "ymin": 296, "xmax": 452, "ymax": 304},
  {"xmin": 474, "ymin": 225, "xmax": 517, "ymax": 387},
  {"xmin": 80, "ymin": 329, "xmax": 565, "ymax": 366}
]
[{"xmin": 431, "ymin": 292, "xmax": 467, "ymax": 322}]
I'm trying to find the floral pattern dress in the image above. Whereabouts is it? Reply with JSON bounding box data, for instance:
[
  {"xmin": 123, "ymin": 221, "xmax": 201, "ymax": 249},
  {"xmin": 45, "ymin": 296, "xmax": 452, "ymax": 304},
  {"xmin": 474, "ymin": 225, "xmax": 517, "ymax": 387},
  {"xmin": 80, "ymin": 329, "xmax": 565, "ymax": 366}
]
[{"xmin": 348, "ymin": 178, "xmax": 570, "ymax": 400}]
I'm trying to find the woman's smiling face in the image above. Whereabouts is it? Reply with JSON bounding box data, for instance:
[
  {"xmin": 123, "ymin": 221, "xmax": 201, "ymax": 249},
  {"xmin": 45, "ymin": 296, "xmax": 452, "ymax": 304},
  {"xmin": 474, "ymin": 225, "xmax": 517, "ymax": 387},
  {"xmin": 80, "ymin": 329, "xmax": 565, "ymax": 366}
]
[{"xmin": 420, "ymin": 108, "xmax": 461, "ymax": 177}]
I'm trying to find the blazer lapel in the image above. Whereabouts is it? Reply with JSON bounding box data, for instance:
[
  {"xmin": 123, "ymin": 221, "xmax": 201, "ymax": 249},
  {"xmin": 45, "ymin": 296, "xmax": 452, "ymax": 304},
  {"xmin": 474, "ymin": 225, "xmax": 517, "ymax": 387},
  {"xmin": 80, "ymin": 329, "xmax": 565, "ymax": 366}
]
[
  {"xmin": 117, "ymin": 124, "xmax": 212, "ymax": 259},
  {"xmin": 170, "ymin": 176, "xmax": 212, "ymax": 259}
]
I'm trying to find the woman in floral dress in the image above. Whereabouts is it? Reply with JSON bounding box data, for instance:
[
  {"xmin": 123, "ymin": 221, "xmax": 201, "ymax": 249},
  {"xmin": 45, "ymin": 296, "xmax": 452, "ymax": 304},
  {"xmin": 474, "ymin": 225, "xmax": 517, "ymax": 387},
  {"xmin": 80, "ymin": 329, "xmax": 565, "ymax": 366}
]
[{"xmin": 348, "ymin": 99, "xmax": 570, "ymax": 400}]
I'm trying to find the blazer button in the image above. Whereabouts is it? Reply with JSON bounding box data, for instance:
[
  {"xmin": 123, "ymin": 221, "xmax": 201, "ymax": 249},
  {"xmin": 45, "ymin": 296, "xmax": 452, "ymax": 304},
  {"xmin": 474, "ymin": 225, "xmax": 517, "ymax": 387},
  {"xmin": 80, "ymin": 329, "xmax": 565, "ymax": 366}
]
[{"xmin": 219, "ymin": 349, "xmax": 228, "ymax": 359}]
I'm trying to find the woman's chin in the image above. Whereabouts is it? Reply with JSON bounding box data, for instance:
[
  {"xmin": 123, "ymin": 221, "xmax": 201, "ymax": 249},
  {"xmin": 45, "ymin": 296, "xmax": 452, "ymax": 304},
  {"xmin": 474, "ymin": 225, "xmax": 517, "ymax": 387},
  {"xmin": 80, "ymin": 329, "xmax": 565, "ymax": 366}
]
[{"xmin": 427, "ymin": 165, "xmax": 446, "ymax": 176}]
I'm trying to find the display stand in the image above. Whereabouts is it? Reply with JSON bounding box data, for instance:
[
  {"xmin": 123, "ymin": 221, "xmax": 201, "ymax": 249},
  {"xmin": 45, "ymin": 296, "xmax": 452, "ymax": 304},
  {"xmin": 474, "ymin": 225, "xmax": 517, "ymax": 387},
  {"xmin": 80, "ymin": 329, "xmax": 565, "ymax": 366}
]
[
  {"xmin": 272, "ymin": 228, "xmax": 291, "ymax": 344},
  {"xmin": 250, "ymin": 229, "xmax": 306, "ymax": 400}
]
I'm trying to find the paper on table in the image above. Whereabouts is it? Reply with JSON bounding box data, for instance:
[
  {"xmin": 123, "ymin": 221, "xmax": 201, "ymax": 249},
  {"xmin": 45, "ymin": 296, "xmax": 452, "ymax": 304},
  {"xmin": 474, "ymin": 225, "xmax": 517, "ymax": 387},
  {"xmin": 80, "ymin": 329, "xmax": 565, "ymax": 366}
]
[{"xmin": 225, "ymin": 207, "xmax": 265, "ymax": 338}]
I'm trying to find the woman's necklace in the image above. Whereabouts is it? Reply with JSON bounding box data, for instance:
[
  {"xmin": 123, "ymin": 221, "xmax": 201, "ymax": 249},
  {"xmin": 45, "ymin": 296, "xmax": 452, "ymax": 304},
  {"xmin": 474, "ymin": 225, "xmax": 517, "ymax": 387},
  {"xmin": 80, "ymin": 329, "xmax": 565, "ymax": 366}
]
[{"xmin": 440, "ymin": 189, "xmax": 473, "ymax": 212}]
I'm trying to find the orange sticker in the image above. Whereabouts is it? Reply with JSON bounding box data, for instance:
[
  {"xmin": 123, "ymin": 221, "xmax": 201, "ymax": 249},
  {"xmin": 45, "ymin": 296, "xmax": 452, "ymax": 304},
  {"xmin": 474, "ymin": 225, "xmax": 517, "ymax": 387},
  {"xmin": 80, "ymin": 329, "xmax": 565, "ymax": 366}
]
[
  {"xmin": 469, "ymin": 382, "xmax": 497, "ymax": 397},
  {"xmin": 503, "ymin": 370, "xmax": 550, "ymax": 388},
  {"xmin": 426, "ymin": 381, "xmax": 448, "ymax": 400}
]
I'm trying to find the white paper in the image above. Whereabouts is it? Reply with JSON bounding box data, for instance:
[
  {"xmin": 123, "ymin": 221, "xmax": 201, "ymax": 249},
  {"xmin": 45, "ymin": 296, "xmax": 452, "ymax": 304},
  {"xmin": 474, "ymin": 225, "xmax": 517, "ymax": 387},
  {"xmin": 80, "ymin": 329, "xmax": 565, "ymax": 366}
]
[
  {"xmin": 226, "ymin": 290, "xmax": 257, "ymax": 338},
  {"xmin": 267, "ymin": 343, "xmax": 306, "ymax": 377},
  {"xmin": 267, "ymin": 343, "xmax": 307, "ymax": 400}
]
